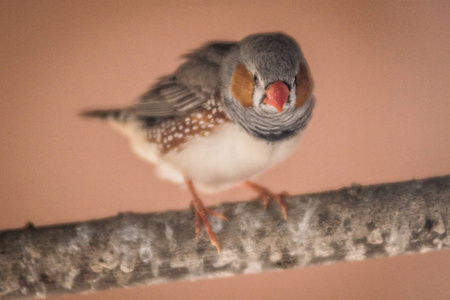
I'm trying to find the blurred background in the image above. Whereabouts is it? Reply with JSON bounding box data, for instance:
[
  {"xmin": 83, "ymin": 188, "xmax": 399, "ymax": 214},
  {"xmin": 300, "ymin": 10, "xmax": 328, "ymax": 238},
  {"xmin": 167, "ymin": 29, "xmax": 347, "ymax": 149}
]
[{"xmin": 1, "ymin": 1, "xmax": 449, "ymax": 299}]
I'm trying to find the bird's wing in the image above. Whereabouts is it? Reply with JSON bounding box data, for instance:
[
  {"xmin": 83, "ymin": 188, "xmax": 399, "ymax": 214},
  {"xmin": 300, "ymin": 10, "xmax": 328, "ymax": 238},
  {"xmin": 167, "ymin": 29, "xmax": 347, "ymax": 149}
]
[{"xmin": 126, "ymin": 42, "xmax": 237, "ymax": 118}]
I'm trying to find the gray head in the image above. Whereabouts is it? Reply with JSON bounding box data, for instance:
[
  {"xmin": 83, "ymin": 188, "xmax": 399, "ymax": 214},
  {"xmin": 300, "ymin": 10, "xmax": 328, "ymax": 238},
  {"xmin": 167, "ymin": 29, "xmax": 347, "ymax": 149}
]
[{"xmin": 220, "ymin": 33, "xmax": 314, "ymax": 142}]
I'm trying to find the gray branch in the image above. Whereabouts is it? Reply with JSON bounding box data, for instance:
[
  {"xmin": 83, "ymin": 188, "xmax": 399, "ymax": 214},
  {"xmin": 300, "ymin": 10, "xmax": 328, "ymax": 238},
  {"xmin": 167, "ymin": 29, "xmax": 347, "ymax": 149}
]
[{"xmin": 1, "ymin": 175, "xmax": 449, "ymax": 299}]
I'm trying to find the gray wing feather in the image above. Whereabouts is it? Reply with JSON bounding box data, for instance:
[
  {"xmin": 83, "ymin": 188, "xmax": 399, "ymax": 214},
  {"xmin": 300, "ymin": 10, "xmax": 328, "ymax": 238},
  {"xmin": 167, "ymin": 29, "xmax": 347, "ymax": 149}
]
[{"xmin": 126, "ymin": 42, "xmax": 237, "ymax": 118}]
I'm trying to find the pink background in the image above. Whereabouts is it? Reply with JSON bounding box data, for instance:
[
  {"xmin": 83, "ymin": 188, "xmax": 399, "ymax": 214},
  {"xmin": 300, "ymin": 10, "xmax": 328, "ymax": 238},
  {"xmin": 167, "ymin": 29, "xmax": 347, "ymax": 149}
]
[{"xmin": 1, "ymin": 1, "xmax": 449, "ymax": 299}]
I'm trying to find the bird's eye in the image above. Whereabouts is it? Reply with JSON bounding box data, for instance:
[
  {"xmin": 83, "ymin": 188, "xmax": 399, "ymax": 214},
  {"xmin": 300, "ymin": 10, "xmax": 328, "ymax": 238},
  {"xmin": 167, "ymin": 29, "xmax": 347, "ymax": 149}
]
[{"xmin": 253, "ymin": 75, "xmax": 259, "ymax": 85}]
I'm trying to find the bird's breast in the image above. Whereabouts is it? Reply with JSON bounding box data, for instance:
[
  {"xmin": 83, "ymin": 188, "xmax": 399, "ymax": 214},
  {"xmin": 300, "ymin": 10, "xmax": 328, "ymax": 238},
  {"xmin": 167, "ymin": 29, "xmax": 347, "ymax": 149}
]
[{"xmin": 159, "ymin": 122, "xmax": 303, "ymax": 192}]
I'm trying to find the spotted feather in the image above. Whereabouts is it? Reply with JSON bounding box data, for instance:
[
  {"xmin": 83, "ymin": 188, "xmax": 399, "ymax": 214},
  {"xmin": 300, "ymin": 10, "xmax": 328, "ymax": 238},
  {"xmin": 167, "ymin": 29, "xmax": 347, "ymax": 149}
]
[{"xmin": 146, "ymin": 94, "xmax": 229, "ymax": 153}]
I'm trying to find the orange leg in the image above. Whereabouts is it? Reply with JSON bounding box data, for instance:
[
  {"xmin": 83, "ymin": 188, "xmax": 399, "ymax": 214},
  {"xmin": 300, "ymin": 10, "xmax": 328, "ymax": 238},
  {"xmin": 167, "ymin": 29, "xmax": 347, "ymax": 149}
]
[
  {"xmin": 244, "ymin": 181, "xmax": 289, "ymax": 219},
  {"xmin": 186, "ymin": 179, "xmax": 228, "ymax": 253}
]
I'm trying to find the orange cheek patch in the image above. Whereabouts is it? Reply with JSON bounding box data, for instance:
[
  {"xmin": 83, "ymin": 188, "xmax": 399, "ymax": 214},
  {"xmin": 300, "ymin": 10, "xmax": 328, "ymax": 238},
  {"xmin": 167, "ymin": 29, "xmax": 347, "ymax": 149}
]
[
  {"xmin": 295, "ymin": 62, "xmax": 314, "ymax": 108},
  {"xmin": 230, "ymin": 64, "xmax": 254, "ymax": 108}
]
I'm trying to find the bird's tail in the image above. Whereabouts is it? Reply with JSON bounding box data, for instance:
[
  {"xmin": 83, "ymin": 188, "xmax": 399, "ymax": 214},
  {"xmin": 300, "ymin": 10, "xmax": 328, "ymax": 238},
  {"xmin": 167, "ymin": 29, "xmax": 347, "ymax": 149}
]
[
  {"xmin": 79, "ymin": 108, "xmax": 127, "ymax": 122},
  {"xmin": 80, "ymin": 108, "xmax": 140, "ymax": 137}
]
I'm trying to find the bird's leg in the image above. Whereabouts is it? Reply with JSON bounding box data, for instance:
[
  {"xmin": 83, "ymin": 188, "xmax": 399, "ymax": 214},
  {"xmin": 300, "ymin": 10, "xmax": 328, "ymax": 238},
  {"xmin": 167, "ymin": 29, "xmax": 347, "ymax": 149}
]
[
  {"xmin": 244, "ymin": 181, "xmax": 289, "ymax": 219},
  {"xmin": 186, "ymin": 179, "xmax": 228, "ymax": 253}
]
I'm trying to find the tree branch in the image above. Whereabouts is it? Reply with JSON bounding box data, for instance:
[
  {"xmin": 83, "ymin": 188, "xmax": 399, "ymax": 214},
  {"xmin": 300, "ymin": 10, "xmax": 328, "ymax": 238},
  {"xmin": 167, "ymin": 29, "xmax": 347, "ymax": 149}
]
[{"xmin": 1, "ymin": 175, "xmax": 449, "ymax": 298}]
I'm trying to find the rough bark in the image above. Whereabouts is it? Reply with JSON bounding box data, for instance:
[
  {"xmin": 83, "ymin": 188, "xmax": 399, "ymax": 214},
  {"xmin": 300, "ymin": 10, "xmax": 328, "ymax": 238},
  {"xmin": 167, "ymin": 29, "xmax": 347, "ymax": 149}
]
[{"xmin": 1, "ymin": 175, "xmax": 449, "ymax": 299}]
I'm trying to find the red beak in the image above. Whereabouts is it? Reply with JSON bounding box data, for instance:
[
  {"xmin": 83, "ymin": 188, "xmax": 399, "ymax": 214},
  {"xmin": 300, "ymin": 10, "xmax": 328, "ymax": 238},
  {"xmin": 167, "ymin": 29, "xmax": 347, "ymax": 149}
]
[{"xmin": 263, "ymin": 81, "xmax": 290, "ymax": 113}]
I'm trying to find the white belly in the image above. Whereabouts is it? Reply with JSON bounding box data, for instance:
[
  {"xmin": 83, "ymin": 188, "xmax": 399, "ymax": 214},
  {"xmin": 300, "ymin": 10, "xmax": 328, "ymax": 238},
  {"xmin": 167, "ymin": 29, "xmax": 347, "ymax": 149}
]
[{"xmin": 155, "ymin": 123, "xmax": 303, "ymax": 192}]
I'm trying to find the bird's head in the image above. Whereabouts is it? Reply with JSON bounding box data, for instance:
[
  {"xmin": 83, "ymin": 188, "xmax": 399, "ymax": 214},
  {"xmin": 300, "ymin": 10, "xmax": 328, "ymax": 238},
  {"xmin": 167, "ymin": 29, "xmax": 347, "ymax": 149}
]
[{"xmin": 221, "ymin": 33, "xmax": 314, "ymax": 141}]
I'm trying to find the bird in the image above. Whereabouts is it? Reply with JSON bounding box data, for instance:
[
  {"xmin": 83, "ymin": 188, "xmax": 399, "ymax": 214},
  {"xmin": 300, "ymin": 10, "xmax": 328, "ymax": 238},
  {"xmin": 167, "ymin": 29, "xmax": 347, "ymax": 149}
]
[{"xmin": 81, "ymin": 32, "xmax": 315, "ymax": 253}]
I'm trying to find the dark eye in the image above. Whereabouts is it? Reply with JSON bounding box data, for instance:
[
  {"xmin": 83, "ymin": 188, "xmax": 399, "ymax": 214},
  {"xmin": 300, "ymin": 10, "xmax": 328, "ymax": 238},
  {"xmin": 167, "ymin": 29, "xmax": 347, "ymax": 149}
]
[{"xmin": 253, "ymin": 75, "xmax": 259, "ymax": 85}]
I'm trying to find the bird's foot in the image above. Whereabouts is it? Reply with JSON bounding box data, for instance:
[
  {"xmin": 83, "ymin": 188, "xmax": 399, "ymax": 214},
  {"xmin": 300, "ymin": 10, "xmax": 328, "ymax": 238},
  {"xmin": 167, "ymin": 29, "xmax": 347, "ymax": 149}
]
[
  {"xmin": 186, "ymin": 177, "xmax": 228, "ymax": 253},
  {"xmin": 191, "ymin": 197, "xmax": 228, "ymax": 253},
  {"xmin": 244, "ymin": 181, "xmax": 289, "ymax": 219}
]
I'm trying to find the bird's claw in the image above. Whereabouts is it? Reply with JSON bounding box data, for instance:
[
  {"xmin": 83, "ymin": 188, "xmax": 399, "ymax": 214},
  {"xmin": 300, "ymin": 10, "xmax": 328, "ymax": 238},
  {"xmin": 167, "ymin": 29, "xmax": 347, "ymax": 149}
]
[
  {"xmin": 192, "ymin": 197, "xmax": 228, "ymax": 253},
  {"xmin": 245, "ymin": 182, "xmax": 289, "ymax": 219}
]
